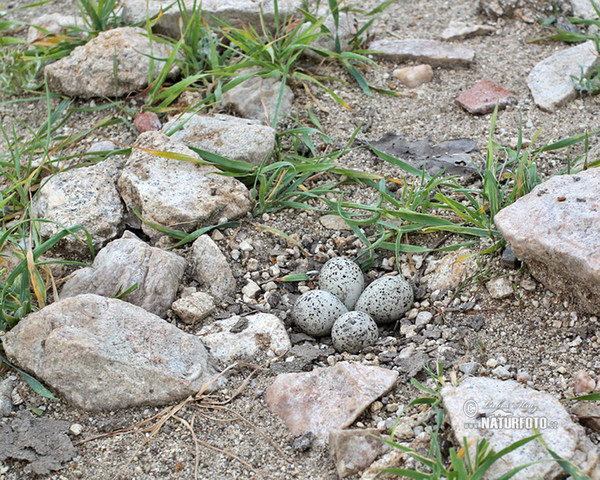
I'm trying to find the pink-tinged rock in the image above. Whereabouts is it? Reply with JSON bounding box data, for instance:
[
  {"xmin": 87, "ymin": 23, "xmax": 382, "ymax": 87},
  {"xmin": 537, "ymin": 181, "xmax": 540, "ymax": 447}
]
[
  {"xmin": 441, "ymin": 21, "xmax": 495, "ymax": 41},
  {"xmin": 369, "ymin": 38, "xmax": 475, "ymax": 68},
  {"xmin": 329, "ymin": 429, "xmax": 389, "ymax": 478},
  {"xmin": 455, "ymin": 78, "xmax": 516, "ymax": 114},
  {"xmin": 494, "ymin": 168, "xmax": 600, "ymax": 314},
  {"xmin": 393, "ymin": 64, "xmax": 433, "ymax": 88},
  {"xmin": 265, "ymin": 362, "xmax": 398, "ymax": 444},
  {"xmin": 134, "ymin": 111, "xmax": 161, "ymax": 133},
  {"xmin": 574, "ymin": 371, "xmax": 596, "ymax": 394}
]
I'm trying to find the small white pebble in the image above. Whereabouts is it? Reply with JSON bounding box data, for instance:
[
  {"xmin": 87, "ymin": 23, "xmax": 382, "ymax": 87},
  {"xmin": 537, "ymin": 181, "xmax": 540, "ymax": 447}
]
[{"xmin": 70, "ymin": 424, "xmax": 83, "ymax": 436}]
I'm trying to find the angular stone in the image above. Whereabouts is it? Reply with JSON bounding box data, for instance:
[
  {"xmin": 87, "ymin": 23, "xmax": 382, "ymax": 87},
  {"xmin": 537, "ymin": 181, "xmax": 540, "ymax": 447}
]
[
  {"xmin": 122, "ymin": 0, "xmax": 302, "ymax": 38},
  {"xmin": 422, "ymin": 247, "xmax": 478, "ymax": 291},
  {"xmin": 221, "ymin": 71, "xmax": 294, "ymax": 124},
  {"xmin": 60, "ymin": 231, "xmax": 185, "ymax": 318},
  {"xmin": 571, "ymin": 0, "xmax": 599, "ymax": 18},
  {"xmin": 329, "ymin": 429, "xmax": 389, "ymax": 478},
  {"xmin": 486, "ymin": 277, "xmax": 514, "ymax": 299},
  {"xmin": 45, "ymin": 27, "xmax": 171, "ymax": 98},
  {"xmin": 494, "ymin": 169, "xmax": 600, "ymax": 314},
  {"xmin": 442, "ymin": 376, "xmax": 600, "ymax": 480},
  {"xmin": 455, "ymin": 78, "xmax": 516, "ymax": 114},
  {"xmin": 393, "ymin": 64, "xmax": 433, "ymax": 88},
  {"xmin": 31, "ymin": 161, "xmax": 124, "ymax": 257},
  {"xmin": 27, "ymin": 13, "xmax": 80, "ymax": 43},
  {"xmin": 319, "ymin": 214, "xmax": 351, "ymax": 230},
  {"xmin": 118, "ymin": 132, "xmax": 251, "ymax": 241},
  {"xmin": 265, "ymin": 362, "xmax": 398, "ymax": 444},
  {"xmin": 197, "ymin": 313, "xmax": 291, "ymax": 365},
  {"xmin": 163, "ymin": 113, "xmax": 276, "ymax": 166},
  {"xmin": 479, "ymin": 0, "xmax": 521, "ymax": 18},
  {"xmin": 0, "ymin": 378, "xmax": 14, "ymax": 417},
  {"xmin": 190, "ymin": 234, "xmax": 236, "ymax": 299},
  {"xmin": 1, "ymin": 294, "xmax": 222, "ymax": 411},
  {"xmin": 172, "ymin": 292, "xmax": 216, "ymax": 324},
  {"xmin": 527, "ymin": 41, "xmax": 600, "ymax": 112},
  {"xmin": 369, "ymin": 39, "xmax": 475, "ymax": 67},
  {"xmin": 441, "ymin": 21, "xmax": 495, "ymax": 41},
  {"xmin": 572, "ymin": 402, "xmax": 600, "ymax": 434}
]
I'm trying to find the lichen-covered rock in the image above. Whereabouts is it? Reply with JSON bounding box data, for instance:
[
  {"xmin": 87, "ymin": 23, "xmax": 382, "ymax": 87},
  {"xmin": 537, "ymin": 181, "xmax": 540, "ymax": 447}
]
[
  {"xmin": 60, "ymin": 231, "xmax": 185, "ymax": 318},
  {"xmin": 31, "ymin": 161, "xmax": 124, "ymax": 257},
  {"xmin": 163, "ymin": 113, "xmax": 276, "ymax": 165},
  {"xmin": 1, "ymin": 294, "xmax": 222, "ymax": 411},
  {"xmin": 118, "ymin": 132, "xmax": 251, "ymax": 241},
  {"xmin": 45, "ymin": 27, "xmax": 171, "ymax": 98}
]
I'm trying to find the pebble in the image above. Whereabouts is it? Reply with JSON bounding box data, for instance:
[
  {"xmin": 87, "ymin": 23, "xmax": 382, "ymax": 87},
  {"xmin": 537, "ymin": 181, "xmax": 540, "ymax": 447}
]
[
  {"xmin": 516, "ymin": 371, "xmax": 532, "ymax": 383},
  {"xmin": 393, "ymin": 64, "xmax": 433, "ymax": 88},
  {"xmin": 415, "ymin": 311, "xmax": 433, "ymax": 326},
  {"xmin": 242, "ymin": 280, "xmax": 261, "ymax": 299},
  {"xmin": 239, "ymin": 240, "xmax": 253, "ymax": 252},
  {"xmin": 70, "ymin": 423, "xmax": 84, "ymax": 436},
  {"xmin": 459, "ymin": 361, "xmax": 481, "ymax": 376},
  {"xmin": 574, "ymin": 371, "xmax": 596, "ymax": 394},
  {"xmin": 486, "ymin": 358, "xmax": 498, "ymax": 368},
  {"xmin": 491, "ymin": 365, "xmax": 512, "ymax": 380}
]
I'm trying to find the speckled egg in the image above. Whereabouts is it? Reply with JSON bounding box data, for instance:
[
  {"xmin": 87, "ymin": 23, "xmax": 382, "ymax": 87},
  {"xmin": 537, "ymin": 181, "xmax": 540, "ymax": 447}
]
[
  {"xmin": 318, "ymin": 257, "xmax": 365, "ymax": 310},
  {"xmin": 355, "ymin": 275, "xmax": 414, "ymax": 324},
  {"xmin": 293, "ymin": 290, "xmax": 348, "ymax": 337},
  {"xmin": 331, "ymin": 311, "xmax": 379, "ymax": 354}
]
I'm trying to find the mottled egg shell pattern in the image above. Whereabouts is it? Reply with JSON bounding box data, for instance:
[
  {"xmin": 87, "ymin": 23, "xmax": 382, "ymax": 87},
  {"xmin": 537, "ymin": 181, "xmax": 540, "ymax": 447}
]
[
  {"xmin": 293, "ymin": 290, "xmax": 348, "ymax": 337},
  {"xmin": 331, "ymin": 311, "xmax": 379, "ymax": 354},
  {"xmin": 355, "ymin": 275, "xmax": 414, "ymax": 324},
  {"xmin": 318, "ymin": 257, "xmax": 365, "ymax": 310}
]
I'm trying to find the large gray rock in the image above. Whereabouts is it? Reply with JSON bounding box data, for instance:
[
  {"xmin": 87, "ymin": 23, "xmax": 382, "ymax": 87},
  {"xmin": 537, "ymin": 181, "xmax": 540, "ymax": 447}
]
[
  {"xmin": 571, "ymin": 0, "xmax": 599, "ymax": 18},
  {"xmin": 32, "ymin": 162, "xmax": 124, "ymax": 257},
  {"xmin": 265, "ymin": 362, "xmax": 398, "ymax": 444},
  {"xmin": 45, "ymin": 27, "xmax": 171, "ymax": 98},
  {"xmin": 1, "ymin": 294, "xmax": 222, "ymax": 411},
  {"xmin": 527, "ymin": 41, "xmax": 600, "ymax": 112},
  {"xmin": 442, "ymin": 376, "xmax": 600, "ymax": 480},
  {"xmin": 60, "ymin": 231, "xmax": 185, "ymax": 318},
  {"xmin": 221, "ymin": 71, "xmax": 294, "ymax": 125},
  {"xmin": 122, "ymin": 0, "xmax": 302, "ymax": 38},
  {"xmin": 118, "ymin": 132, "xmax": 251, "ymax": 241},
  {"xmin": 495, "ymin": 169, "xmax": 600, "ymax": 314},
  {"xmin": 163, "ymin": 113, "xmax": 276, "ymax": 166},
  {"xmin": 190, "ymin": 234, "xmax": 236, "ymax": 299},
  {"xmin": 369, "ymin": 39, "xmax": 475, "ymax": 67},
  {"xmin": 197, "ymin": 313, "xmax": 291, "ymax": 365}
]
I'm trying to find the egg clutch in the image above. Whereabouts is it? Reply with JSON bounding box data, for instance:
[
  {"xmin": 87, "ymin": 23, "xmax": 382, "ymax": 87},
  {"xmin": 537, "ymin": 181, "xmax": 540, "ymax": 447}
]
[{"xmin": 292, "ymin": 257, "xmax": 414, "ymax": 354}]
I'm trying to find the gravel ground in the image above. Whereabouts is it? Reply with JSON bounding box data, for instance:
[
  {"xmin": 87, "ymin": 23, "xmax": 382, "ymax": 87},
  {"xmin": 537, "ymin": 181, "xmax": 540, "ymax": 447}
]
[{"xmin": 1, "ymin": 0, "xmax": 600, "ymax": 479}]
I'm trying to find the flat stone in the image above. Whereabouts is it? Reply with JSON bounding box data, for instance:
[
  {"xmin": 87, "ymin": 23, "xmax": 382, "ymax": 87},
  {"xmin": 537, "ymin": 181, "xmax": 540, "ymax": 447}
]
[
  {"xmin": 163, "ymin": 113, "xmax": 276, "ymax": 166},
  {"xmin": 455, "ymin": 78, "xmax": 516, "ymax": 114},
  {"xmin": 172, "ymin": 292, "xmax": 216, "ymax": 325},
  {"xmin": 60, "ymin": 231, "xmax": 185, "ymax": 318},
  {"xmin": 1, "ymin": 294, "xmax": 222, "ymax": 411},
  {"xmin": 197, "ymin": 313, "xmax": 290, "ymax": 365},
  {"xmin": 441, "ymin": 21, "xmax": 495, "ymax": 41},
  {"xmin": 190, "ymin": 235, "xmax": 236, "ymax": 299},
  {"xmin": 479, "ymin": 0, "xmax": 521, "ymax": 18},
  {"xmin": 393, "ymin": 64, "xmax": 433, "ymax": 88},
  {"xmin": 0, "ymin": 378, "xmax": 14, "ymax": 417},
  {"xmin": 329, "ymin": 429, "xmax": 389, "ymax": 478},
  {"xmin": 527, "ymin": 41, "xmax": 600, "ymax": 112},
  {"xmin": 486, "ymin": 277, "xmax": 514, "ymax": 299},
  {"xmin": 27, "ymin": 13, "xmax": 79, "ymax": 43},
  {"xmin": 319, "ymin": 214, "xmax": 351, "ymax": 230},
  {"xmin": 221, "ymin": 72, "xmax": 294, "ymax": 125},
  {"xmin": 422, "ymin": 247, "xmax": 478, "ymax": 291},
  {"xmin": 45, "ymin": 27, "xmax": 171, "ymax": 98},
  {"xmin": 265, "ymin": 362, "xmax": 398, "ymax": 444},
  {"xmin": 369, "ymin": 38, "xmax": 475, "ymax": 67},
  {"xmin": 494, "ymin": 169, "xmax": 600, "ymax": 314},
  {"xmin": 118, "ymin": 132, "xmax": 251, "ymax": 241},
  {"xmin": 572, "ymin": 402, "xmax": 600, "ymax": 433},
  {"xmin": 122, "ymin": 0, "xmax": 302, "ymax": 38},
  {"xmin": 32, "ymin": 161, "xmax": 124, "ymax": 257},
  {"xmin": 442, "ymin": 376, "xmax": 600, "ymax": 480},
  {"xmin": 571, "ymin": 0, "xmax": 599, "ymax": 18}
]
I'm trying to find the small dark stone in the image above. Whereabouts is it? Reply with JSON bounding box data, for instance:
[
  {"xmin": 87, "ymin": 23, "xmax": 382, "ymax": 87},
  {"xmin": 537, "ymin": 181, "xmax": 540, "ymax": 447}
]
[
  {"xmin": 378, "ymin": 351, "xmax": 397, "ymax": 363},
  {"xmin": 500, "ymin": 245, "xmax": 520, "ymax": 269},
  {"xmin": 292, "ymin": 431, "xmax": 316, "ymax": 451},
  {"xmin": 425, "ymin": 326, "xmax": 442, "ymax": 339},
  {"xmin": 290, "ymin": 333, "xmax": 316, "ymax": 344},
  {"xmin": 464, "ymin": 315, "xmax": 485, "ymax": 332},
  {"xmin": 229, "ymin": 317, "xmax": 249, "ymax": 333}
]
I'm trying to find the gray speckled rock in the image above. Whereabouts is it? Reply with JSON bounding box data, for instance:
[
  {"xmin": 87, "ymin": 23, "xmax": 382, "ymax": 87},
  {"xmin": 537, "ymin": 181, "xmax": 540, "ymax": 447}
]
[
  {"xmin": 442, "ymin": 376, "xmax": 600, "ymax": 479},
  {"xmin": 60, "ymin": 231, "xmax": 185, "ymax": 318},
  {"xmin": 355, "ymin": 276, "xmax": 413, "ymax": 324},
  {"xmin": 172, "ymin": 291, "xmax": 215, "ymax": 324},
  {"xmin": 32, "ymin": 161, "xmax": 124, "ymax": 257},
  {"xmin": 163, "ymin": 113, "xmax": 276, "ymax": 166},
  {"xmin": 45, "ymin": 27, "xmax": 171, "ymax": 98},
  {"xmin": 527, "ymin": 41, "xmax": 600, "ymax": 112},
  {"xmin": 190, "ymin": 235, "xmax": 236, "ymax": 299},
  {"xmin": 197, "ymin": 313, "xmax": 291, "ymax": 365},
  {"xmin": 494, "ymin": 169, "xmax": 600, "ymax": 314},
  {"xmin": 122, "ymin": 0, "xmax": 302, "ymax": 38},
  {"xmin": 1, "ymin": 294, "xmax": 222, "ymax": 411},
  {"xmin": 118, "ymin": 132, "xmax": 251, "ymax": 241},
  {"xmin": 369, "ymin": 38, "xmax": 475, "ymax": 67}
]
